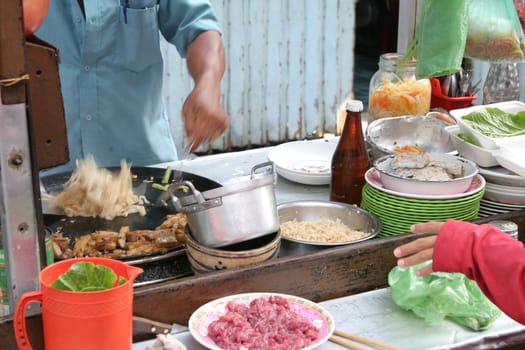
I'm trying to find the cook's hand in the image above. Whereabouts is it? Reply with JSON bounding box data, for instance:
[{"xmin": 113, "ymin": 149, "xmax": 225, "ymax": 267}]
[
  {"xmin": 182, "ymin": 83, "xmax": 229, "ymax": 152},
  {"xmin": 393, "ymin": 221, "xmax": 445, "ymax": 276},
  {"xmin": 183, "ymin": 30, "xmax": 229, "ymax": 153}
]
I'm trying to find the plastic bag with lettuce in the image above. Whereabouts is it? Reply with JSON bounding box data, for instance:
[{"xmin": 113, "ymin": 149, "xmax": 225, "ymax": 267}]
[{"xmin": 388, "ymin": 262, "xmax": 502, "ymax": 331}]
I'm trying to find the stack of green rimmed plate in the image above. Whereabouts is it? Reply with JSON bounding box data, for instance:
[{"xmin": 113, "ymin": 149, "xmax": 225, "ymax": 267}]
[{"xmin": 361, "ymin": 169, "xmax": 486, "ymax": 237}]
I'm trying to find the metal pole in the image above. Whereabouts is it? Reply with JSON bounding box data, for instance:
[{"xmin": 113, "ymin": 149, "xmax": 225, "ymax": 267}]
[{"xmin": 0, "ymin": 0, "xmax": 43, "ymax": 317}]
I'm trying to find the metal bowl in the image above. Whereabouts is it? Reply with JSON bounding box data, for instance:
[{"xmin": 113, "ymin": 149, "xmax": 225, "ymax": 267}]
[
  {"xmin": 366, "ymin": 115, "xmax": 455, "ymax": 155},
  {"xmin": 277, "ymin": 200, "xmax": 381, "ymax": 255},
  {"xmin": 374, "ymin": 153, "xmax": 479, "ymax": 196}
]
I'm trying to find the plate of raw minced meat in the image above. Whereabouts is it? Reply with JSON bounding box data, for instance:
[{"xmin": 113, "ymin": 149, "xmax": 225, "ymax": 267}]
[{"xmin": 188, "ymin": 292, "xmax": 335, "ymax": 350}]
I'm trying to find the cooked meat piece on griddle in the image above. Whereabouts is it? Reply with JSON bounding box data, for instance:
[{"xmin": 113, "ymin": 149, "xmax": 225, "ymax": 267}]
[
  {"xmin": 51, "ymin": 232, "xmax": 70, "ymax": 252},
  {"xmin": 118, "ymin": 226, "xmax": 129, "ymax": 248},
  {"xmin": 52, "ymin": 213, "xmax": 187, "ymax": 259},
  {"xmin": 155, "ymin": 231, "xmax": 183, "ymax": 248},
  {"xmin": 72, "ymin": 235, "xmax": 90, "ymax": 257}
]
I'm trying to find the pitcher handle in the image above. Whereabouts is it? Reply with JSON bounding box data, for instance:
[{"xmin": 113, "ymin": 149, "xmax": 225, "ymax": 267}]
[{"xmin": 14, "ymin": 291, "xmax": 42, "ymax": 350}]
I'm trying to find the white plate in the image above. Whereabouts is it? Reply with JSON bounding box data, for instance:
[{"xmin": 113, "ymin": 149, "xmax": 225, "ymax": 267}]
[
  {"xmin": 365, "ymin": 168, "xmax": 486, "ymax": 200},
  {"xmin": 481, "ymin": 198, "xmax": 525, "ymax": 209},
  {"xmin": 493, "ymin": 144, "xmax": 525, "ymax": 178},
  {"xmin": 450, "ymin": 101, "xmax": 525, "ymax": 150},
  {"xmin": 479, "ymin": 166, "xmax": 525, "ymax": 187},
  {"xmin": 268, "ymin": 140, "xmax": 336, "ymax": 185},
  {"xmin": 188, "ymin": 292, "xmax": 335, "ymax": 350},
  {"xmin": 477, "ymin": 209, "xmax": 503, "ymax": 217},
  {"xmin": 484, "ymin": 183, "xmax": 525, "ymax": 205}
]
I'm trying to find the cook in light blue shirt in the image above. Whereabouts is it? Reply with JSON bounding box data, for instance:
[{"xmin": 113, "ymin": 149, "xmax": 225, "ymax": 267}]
[{"xmin": 37, "ymin": 0, "xmax": 223, "ymax": 173}]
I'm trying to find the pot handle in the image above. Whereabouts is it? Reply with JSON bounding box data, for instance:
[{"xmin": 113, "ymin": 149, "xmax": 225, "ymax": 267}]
[
  {"xmin": 169, "ymin": 181, "xmax": 202, "ymax": 210},
  {"xmin": 14, "ymin": 291, "xmax": 42, "ymax": 350},
  {"xmin": 169, "ymin": 181, "xmax": 222, "ymax": 212},
  {"xmin": 250, "ymin": 161, "xmax": 275, "ymax": 179}
]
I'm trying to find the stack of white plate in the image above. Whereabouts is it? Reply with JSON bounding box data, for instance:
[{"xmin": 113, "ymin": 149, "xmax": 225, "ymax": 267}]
[
  {"xmin": 478, "ymin": 198, "xmax": 525, "ymax": 217},
  {"xmin": 478, "ymin": 166, "xmax": 525, "ymax": 217}
]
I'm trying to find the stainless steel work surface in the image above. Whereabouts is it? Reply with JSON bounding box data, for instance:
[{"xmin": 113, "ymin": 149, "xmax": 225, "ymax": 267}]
[{"xmin": 154, "ymin": 145, "xmax": 332, "ymax": 205}]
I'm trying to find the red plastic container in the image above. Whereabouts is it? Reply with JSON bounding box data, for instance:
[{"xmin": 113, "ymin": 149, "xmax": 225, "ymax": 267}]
[
  {"xmin": 430, "ymin": 77, "xmax": 476, "ymax": 111},
  {"xmin": 14, "ymin": 257, "xmax": 143, "ymax": 350}
]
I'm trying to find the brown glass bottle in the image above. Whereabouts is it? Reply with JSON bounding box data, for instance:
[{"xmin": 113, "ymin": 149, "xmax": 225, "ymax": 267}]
[{"xmin": 330, "ymin": 100, "xmax": 370, "ymax": 205}]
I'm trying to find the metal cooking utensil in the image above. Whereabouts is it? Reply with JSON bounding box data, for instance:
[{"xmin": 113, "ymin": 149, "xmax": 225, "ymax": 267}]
[
  {"xmin": 448, "ymin": 73, "xmax": 458, "ymax": 97},
  {"xmin": 132, "ymin": 315, "xmax": 188, "ymax": 338},
  {"xmin": 441, "ymin": 74, "xmax": 455, "ymax": 97},
  {"xmin": 173, "ymin": 141, "xmax": 194, "ymax": 182},
  {"xmin": 154, "ymin": 142, "xmax": 194, "ymax": 208},
  {"xmin": 469, "ymin": 79, "xmax": 482, "ymax": 96},
  {"xmin": 458, "ymin": 69, "xmax": 470, "ymax": 97}
]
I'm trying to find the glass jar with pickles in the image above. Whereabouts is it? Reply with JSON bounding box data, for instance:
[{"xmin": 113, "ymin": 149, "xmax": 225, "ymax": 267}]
[{"xmin": 368, "ymin": 53, "xmax": 431, "ymax": 119}]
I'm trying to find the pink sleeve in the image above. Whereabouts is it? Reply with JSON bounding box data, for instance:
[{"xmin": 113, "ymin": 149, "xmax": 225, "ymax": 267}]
[{"xmin": 433, "ymin": 219, "xmax": 525, "ymax": 325}]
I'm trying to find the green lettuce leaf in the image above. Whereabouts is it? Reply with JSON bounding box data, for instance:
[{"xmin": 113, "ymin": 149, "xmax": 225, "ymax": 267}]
[
  {"xmin": 458, "ymin": 133, "xmax": 481, "ymax": 146},
  {"xmin": 51, "ymin": 262, "xmax": 126, "ymax": 292},
  {"xmin": 463, "ymin": 107, "xmax": 525, "ymax": 138},
  {"xmin": 512, "ymin": 110, "xmax": 525, "ymax": 127}
]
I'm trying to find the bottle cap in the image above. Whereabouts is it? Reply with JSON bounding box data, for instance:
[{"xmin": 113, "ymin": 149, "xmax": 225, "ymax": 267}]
[{"xmin": 346, "ymin": 100, "xmax": 363, "ymax": 112}]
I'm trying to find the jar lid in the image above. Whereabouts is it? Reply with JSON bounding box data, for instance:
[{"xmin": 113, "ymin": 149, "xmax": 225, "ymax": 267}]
[
  {"xmin": 346, "ymin": 100, "xmax": 363, "ymax": 112},
  {"xmin": 488, "ymin": 220, "xmax": 518, "ymax": 234}
]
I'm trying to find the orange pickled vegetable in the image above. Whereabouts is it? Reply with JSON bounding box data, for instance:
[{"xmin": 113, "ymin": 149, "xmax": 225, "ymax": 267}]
[
  {"xmin": 369, "ymin": 78, "xmax": 431, "ymax": 119},
  {"xmin": 394, "ymin": 145, "xmax": 426, "ymax": 153}
]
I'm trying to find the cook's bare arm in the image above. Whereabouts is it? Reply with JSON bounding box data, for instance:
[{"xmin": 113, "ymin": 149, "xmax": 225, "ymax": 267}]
[
  {"xmin": 393, "ymin": 221, "xmax": 444, "ymax": 276},
  {"xmin": 183, "ymin": 30, "xmax": 229, "ymax": 152}
]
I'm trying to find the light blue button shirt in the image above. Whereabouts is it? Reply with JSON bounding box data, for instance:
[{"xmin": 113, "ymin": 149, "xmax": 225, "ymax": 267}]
[{"xmin": 37, "ymin": 0, "xmax": 222, "ymax": 173}]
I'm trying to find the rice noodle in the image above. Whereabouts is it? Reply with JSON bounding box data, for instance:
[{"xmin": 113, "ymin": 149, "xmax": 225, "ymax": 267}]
[
  {"xmin": 280, "ymin": 218, "xmax": 370, "ymax": 243},
  {"xmin": 50, "ymin": 156, "xmax": 145, "ymax": 220}
]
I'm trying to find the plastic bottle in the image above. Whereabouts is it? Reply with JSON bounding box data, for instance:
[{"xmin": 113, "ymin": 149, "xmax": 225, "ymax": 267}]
[{"xmin": 330, "ymin": 100, "xmax": 370, "ymax": 205}]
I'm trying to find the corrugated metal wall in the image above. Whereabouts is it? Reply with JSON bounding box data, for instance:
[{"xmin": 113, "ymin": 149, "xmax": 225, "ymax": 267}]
[{"xmin": 161, "ymin": 0, "xmax": 357, "ymax": 153}]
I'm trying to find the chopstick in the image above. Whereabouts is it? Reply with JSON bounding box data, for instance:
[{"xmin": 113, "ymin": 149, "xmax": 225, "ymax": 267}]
[
  {"xmin": 329, "ymin": 335, "xmax": 369, "ymax": 350},
  {"xmin": 329, "ymin": 329, "xmax": 404, "ymax": 350}
]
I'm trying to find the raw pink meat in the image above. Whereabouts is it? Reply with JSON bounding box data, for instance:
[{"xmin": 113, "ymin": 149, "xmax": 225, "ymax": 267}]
[{"xmin": 208, "ymin": 295, "xmax": 319, "ymax": 350}]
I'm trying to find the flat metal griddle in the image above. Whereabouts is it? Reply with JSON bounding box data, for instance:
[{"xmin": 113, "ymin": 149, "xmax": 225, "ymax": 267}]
[
  {"xmin": 42, "ymin": 166, "xmax": 221, "ymax": 233},
  {"xmin": 41, "ymin": 166, "xmax": 221, "ymax": 285}
]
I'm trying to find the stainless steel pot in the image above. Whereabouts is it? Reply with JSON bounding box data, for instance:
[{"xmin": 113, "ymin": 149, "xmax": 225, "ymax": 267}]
[{"xmin": 170, "ymin": 162, "xmax": 279, "ymax": 248}]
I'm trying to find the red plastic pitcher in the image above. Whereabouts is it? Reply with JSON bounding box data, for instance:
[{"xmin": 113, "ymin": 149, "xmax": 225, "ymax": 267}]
[{"xmin": 14, "ymin": 257, "xmax": 143, "ymax": 350}]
